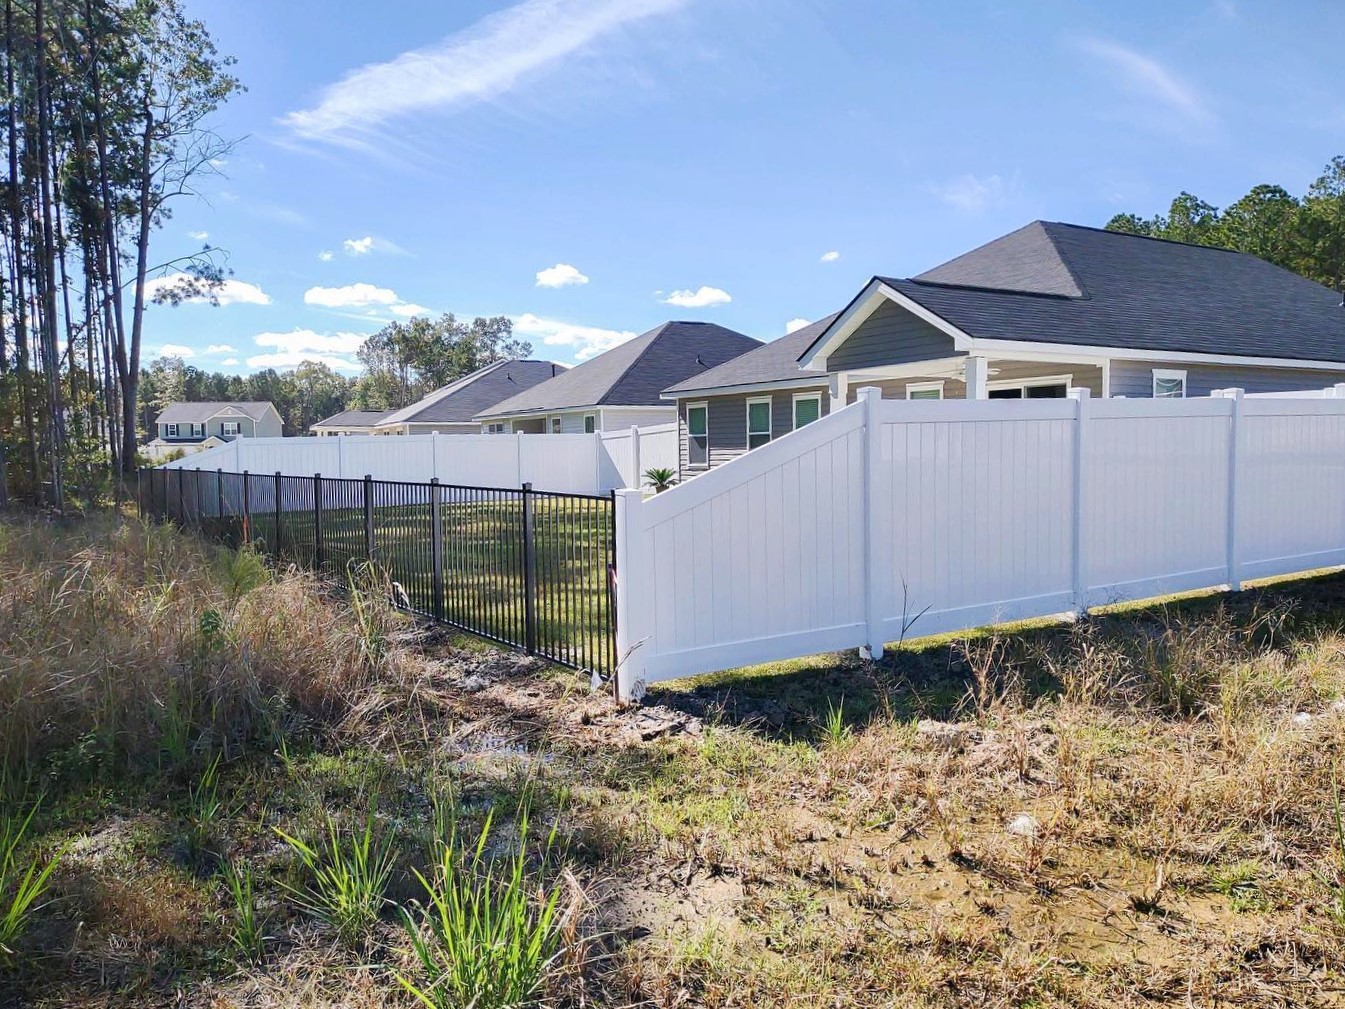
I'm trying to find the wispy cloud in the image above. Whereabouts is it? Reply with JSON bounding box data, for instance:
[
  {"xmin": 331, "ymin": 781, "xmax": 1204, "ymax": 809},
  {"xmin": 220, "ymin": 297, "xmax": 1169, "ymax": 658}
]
[
  {"xmin": 512, "ymin": 312, "xmax": 637, "ymax": 362},
  {"xmin": 221, "ymin": 358, "xmax": 239, "ymax": 366},
  {"xmin": 155, "ymin": 344, "xmax": 196, "ymax": 359},
  {"xmin": 932, "ymin": 173, "xmax": 1015, "ymax": 213},
  {"xmin": 819, "ymin": 251, "xmax": 840, "ymax": 263},
  {"xmin": 536, "ymin": 263, "xmax": 589, "ymax": 288},
  {"xmin": 343, "ymin": 235, "xmax": 403, "ymax": 256},
  {"xmin": 205, "ymin": 344, "xmax": 237, "ymax": 355},
  {"xmin": 188, "ymin": 230, "xmax": 209, "ymax": 241},
  {"xmin": 1077, "ymin": 38, "xmax": 1211, "ymax": 125},
  {"xmin": 247, "ymin": 328, "xmax": 369, "ymax": 371},
  {"xmin": 785, "ymin": 318, "xmax": 810, "ymax": 334},
  {"xmin": 280, "ymin": 0, "xmax": 690, "ymax": 147},
  {"xmin": 304, "ymin": 283, "xmax": 399, "ymax": 308},
  {"xmin": 389, "ymin": 302, "xmax": 432, "ymax": 318},
  {"xmin": 317, "ymin": 250, "xmax": 334, "ymax": 262},
  {"xmin": 142, "ymin": 274, "xmax": 272, "ymax": 306},
  {"xmin": 663, "ymin": 286, "xmax": 731, "ymax": 308}
]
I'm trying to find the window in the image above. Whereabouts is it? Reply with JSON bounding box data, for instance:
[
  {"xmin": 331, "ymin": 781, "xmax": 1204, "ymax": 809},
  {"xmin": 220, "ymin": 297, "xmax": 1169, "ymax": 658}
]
[
  {"xmin": 1152, "ymin": 369, "xmax": 1187, "ymax": 398},
  {"xmin": 793, "ymin": 393, "xmax": 821, "ymax": 429},
  {"xmin": 485, "ymin": 422, "xmax": 506, "ymax": 434},
  {"xmin": 166, "ymin": 423, "xmax": 179, "ymax": 438},
  {"xmin": 686, "ymin": 402, "xmax": 708, "ymax": 468},
  {"xmin": 549, "ymin": 415, "xmax": 562, "ymax": 434},
  {"xmin": 746, "ymin": 397, "xmax": 772, "ymax": 450},
  {"xmin": 906, "ymin": 381, "xmax": 944, "ymax": 400},
  {"xmin": 583, "ymin": 413, "xmax": 596, "ymax": 434},
  {"xmin": 987, "ymin": 375, "xmax": 1071, "ymax": 399},
  {"xmin": 221, "ymin": 420, "xmax": 241, "ymax": 437}
]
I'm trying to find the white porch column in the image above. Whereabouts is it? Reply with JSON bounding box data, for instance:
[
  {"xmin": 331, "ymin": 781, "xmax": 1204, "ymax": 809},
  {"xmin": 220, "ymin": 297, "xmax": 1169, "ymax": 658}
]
[
  {"xmin": 829, "ymin": 371, "xmax": 849, "ymax": 412},
  {"xmin": 963, "ymin": 356, "xmax": 989, "ymax": 399}
]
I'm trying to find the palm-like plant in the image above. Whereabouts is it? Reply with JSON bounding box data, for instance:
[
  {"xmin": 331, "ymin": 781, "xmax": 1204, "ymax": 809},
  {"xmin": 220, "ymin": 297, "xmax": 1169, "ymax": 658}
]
[{"xmin": 643, "ymin": 467, "xmax": 677, "ymax": 493}]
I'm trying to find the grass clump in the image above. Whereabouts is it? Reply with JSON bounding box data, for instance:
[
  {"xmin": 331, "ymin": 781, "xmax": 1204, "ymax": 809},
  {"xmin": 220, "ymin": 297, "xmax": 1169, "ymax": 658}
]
[{"xmin": 0, "ymin": 802, "xmax": 65, "ymax": 961}]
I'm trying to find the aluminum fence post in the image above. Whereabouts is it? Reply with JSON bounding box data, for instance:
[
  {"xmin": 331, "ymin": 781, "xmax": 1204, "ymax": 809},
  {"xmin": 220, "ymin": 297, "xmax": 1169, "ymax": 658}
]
[
  {"xmin": 430, "ymin": 477, "xmax": 445, "ymax": 621},
  {"xmin": 521, "ymin": 482, "xmax": 538, "ymax": 655},
  {"xmin": 274, "ymin": 471, "xmax": 283, "ymax": 560},
  {"xmin": 613, "ymin": 488, "xmax": 649, "ymax": 703},
  {"xmin": 136, "ymin": 467, "xmax": 142, "ymax": 520},
  {"xmin": 177, "ymin": 467, "xmax": 185, "ymax": 524},
  {"xmin": 313, "ymin": 473, "xmax": 325, "ymax": 570},
  {"xmin": 242, "ymin": 471, "xmax": 251, "ymax": 545},
  {"xmin": 194, "ymin": 468, "xmax": 204, "ymax": 529},
  {"xmin": 216, "ymin": 468, "xmax": 225, "ymax": 528},
  {"xmin": 1069, "ymin": 388, "xmax": 1091, "ymax": 615},
  {"xmin": 363, "ymin": 474, "xmax": 375, "ymax": 562},
  {"xmin": 857, "ymin": 387, "xmax": 885, "ymax": 661}
]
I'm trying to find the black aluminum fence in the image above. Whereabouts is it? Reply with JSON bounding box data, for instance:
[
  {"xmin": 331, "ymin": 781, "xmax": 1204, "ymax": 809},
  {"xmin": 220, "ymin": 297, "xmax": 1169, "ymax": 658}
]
[{"xmin": 138, "ymin": 466, "xmax": 617, "ymax": 683}]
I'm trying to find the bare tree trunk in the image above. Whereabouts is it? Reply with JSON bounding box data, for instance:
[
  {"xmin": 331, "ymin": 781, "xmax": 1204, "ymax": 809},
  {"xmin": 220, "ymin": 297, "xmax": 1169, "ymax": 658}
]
[{"xmin": 6, "ymin": 0, "xmax": 38, "ymax": 492}]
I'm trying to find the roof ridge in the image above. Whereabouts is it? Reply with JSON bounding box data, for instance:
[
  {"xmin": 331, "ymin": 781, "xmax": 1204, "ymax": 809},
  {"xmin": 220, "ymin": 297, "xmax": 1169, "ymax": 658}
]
[
  {"xmin": 1037, "ymin": 222, "xmax": 1092, "ymax": 300},
  {"xmin": 899, "ymin": 276, "xmax": 1081, "ymax": 301},
  {"xmin": 596, "ymin": 322, "xmax": 672, "ymax": 406},
  {"xmin": 1047, "ymin": 219, "xmax": 1254, "ymax": 257}
]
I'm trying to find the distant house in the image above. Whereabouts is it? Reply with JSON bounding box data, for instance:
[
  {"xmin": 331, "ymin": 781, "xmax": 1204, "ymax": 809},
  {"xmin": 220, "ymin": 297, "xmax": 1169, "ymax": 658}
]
[
  {"xmin": 144, "ymin": 401, "xmax": 282, "ymax": 461},
  {"xmin": 309, "ymin": 410, "xmax": 393, "ymax": 437},
  {"xmin": 372, "ymin": 359, "xmax": 566, "ymax": 435},
  {"xmin": 663, "ymin": 221, "xmax": 1345, "ymax": 476},
  {"xmin": 474, "ymin": 321, "xmax": 762, "ymax": 434}
]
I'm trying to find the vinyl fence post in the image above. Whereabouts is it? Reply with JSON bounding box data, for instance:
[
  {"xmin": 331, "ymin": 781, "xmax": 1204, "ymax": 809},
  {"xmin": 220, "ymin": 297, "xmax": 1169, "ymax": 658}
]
[
  {"xmin": 274, "ymin": 471, "xmax": 283, "ymax": 560},
  {"xmin": 857, "ymin": 387, "xmax": 885, "ymax": 660},
  {"xmin": 521, "ymin": 482, "xmax": 538, "ymax": 655},
  {"xmin": 1069, "ymin": 388, "xmax": 1091, "ymax": 615},
  {"xmin": 430, "ymin": 477, "xmax": 445, "ymax": 621},
  {"xmin": 242, "ymin": 470, "xmax": 251, "ymax": 545},
  {"xmin": 313, "ymin": 473, "xmax": 325, "ymax": 570},
  {"xmin": 613, "ymin": 488, "xmax": 649, "ymax": 703},
  {"xmin": 363, "ymin": 474, "xmax": 375, "ymax": 562},
  {"xmin": 630, "ymin": 425, "xmax": 642, "ymax": 490},
  {"xmin": 1221, "ymin": 388, "xmax": 1245, "ymax": 591}
]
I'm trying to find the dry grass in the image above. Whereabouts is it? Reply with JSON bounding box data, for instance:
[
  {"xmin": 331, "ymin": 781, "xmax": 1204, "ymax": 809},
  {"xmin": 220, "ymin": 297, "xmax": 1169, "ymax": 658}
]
[{"xmin": 5, "ymin": 511, "xmax": 1345, "ymax": 1007}]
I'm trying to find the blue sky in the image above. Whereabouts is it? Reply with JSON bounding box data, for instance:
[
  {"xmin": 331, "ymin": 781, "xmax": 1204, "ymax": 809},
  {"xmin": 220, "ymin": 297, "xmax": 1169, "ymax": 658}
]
[{"xmin": 149, "ymin": 0, "xmax": 1345, "ymax": 374}]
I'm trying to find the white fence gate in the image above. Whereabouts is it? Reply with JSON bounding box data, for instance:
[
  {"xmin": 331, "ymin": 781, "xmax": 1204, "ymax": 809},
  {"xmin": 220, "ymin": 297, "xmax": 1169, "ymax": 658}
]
[{"xmin": 612, "ymin": 387, "xmax": 1345, "ymax": 701}]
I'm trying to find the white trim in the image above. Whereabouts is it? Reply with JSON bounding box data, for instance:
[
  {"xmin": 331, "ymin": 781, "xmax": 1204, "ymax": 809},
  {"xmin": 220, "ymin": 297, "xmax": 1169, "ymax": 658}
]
[
  {"xmin": 746, "ymin": 395, "xmax": 772, "ymax": 450},
  {"xmin": 661, "ymin": 375, "xmax": 830, "ymax": 401},
  {"xmin": 800, "ymin": 281, "xmax": 974, "ymax": 369},
  {"xmin": 221, "ymin": 420, "xmax": 241, "ymax": 437},
  {"xmin": 987, "ymin": 373, "xmax": 1073, "ymax": 397},
  {"xmin": 1152, "ymin": 368, "xmax": 1187, "ymax": 398},
  {"xmin": 582, "ymin": 412, "xmax": 597, "ymax": 434},
  {"xmin": 905, "ymin": 380, "xmax": 945, "ymax": 400},
  {"xmin": 792, "ymin": 391, "xmax": 823, "ymax": 428},
  {"xmin": 477, "ymin": 403, "xmax": 672, "ymax": 422},
  {"xmin": 685, "ymin": 401, "xmax": 709, "ymax": 470},
  {"xmin": 166, "ymin": 423, "xmax": 179, "ymax": 438},
  {"xmin": 547, "ymin": 414, "xmax": 563, "ymax": 434}
]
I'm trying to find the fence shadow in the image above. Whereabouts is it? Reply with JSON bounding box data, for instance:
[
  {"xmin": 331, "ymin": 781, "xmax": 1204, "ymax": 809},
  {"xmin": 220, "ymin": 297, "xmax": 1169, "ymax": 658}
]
[{"xmin": 641, "ymin": 568, "xmax": 1345, "ymax": 743}]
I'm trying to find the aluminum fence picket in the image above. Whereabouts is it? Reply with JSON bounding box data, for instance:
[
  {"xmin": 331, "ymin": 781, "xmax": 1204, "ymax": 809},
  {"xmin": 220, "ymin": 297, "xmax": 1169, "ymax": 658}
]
[{"xmin": 139, "ymin": 466, "xmax": 615, "ymax": 684}]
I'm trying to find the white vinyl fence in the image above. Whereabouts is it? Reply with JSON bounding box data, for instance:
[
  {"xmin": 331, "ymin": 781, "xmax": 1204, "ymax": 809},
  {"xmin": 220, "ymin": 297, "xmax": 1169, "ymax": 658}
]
[
  {"xmin": 598, "ymin": 423, "xmax": 679, "ymax": 491},
  {"xmin": 160, "ymin": 431, "xmax": 614, "ymax": 495},
  {"xmin": 612, "ymin": 386, "xmax": 1345, "ymax": 701}
]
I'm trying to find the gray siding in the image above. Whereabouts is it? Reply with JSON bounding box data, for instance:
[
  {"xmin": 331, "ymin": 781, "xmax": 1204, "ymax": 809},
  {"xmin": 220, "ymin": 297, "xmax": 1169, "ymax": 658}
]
[
  {"xmin": 827, "ymin": 300, "xmax": 963, "ymax": 372},
  {"xmin": 844, "ymin": 361, "xmax": 1103, "ymax": 401},
  {"xmin": 1108, "ymin": 361, "xmax": 1344, "ymax": 398},
  {"xmin": 678, "ymin": 388, "xmax": 831, "ymax": 477}
]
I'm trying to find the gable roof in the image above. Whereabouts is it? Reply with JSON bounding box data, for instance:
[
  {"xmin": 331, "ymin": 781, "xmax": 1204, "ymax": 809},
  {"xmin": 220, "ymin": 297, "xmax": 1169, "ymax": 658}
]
[
  {"xmin": 663, "ymin": 314, "xmax": 840, "ymax": 396},
  {"xmin": 476, "ymin": 321, "xmax": 762, "ymax": 418},
  {"xmin": 376, "ymin": 360, "xmax": 565, "ymax": 427},
  {"xmin": 804, "ymin": 221, "xmax": 1345, "ymax": 366},
  {"xmin": 310, "ymin": 410, "xmax": 393, "ymax": 430},
  {"xmin": 156, "ymin": 401, "xmax": 275, "ymax": 424}
]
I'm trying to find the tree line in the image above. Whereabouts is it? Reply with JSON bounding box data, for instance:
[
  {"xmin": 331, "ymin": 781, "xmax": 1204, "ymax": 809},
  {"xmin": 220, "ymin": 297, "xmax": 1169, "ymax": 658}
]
[
  {"xmin": 0, "ymin": 0, "xmax": 238, "ymax": 508},
  {"xmin": 1106, "ymin": 156, "xmax": 1345, "ymax": 291},
  {"xmin": 137, "ymin": 312, "xmax": 534, "ymax": 439}
]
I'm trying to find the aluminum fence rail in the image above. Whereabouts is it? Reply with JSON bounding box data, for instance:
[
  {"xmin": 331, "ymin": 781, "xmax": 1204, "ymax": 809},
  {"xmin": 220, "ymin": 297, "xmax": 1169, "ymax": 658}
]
[{"xmin": 139, "ymin": 466, "xmax": 616, "ymax": 684}]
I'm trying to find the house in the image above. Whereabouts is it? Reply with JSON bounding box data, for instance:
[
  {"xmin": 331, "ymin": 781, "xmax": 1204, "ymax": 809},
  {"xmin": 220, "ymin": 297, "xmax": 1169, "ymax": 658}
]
[
  {"xmin": 372, "ymin": 359, "xmax": 566, "ymax": 435},
  {"xmin": 310, "ymin": 410, "xmax": 393, "ymax": 436},
  {"xmin": 663, "ymin": 221, "xmax": 1345, "ymax": 474},
  {"xmin": 474, "ymin": 321, "xmax": 762, "ymax": 434},
  {"xmin": 144, "ymin": 401, "xmax": 282, "ymax": 460}
]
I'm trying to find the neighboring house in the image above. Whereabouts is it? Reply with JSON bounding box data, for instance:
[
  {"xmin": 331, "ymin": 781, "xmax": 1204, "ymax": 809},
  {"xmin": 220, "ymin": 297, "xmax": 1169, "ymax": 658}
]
[
  {"xmin": 373, "ymin": 359, "xmax": 566, "ymax": 435},
  {"xmin": 144, "ymin": 401, "xmax": 282, "ymax": 460},
  {"xmin": 475, "ymin": 321, "xmax": 762, "ymax": 434},
  {"xmin": 664, "ymin": 221, "xmax": 1345, "ymax": 474},
  {"xmin": 310, "ymin": 410, "xmax": 393, "ymax": 436}
]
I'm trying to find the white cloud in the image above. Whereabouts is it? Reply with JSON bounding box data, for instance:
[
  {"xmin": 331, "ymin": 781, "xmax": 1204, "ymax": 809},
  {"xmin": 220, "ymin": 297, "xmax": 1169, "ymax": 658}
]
[
  {"xmin": 304, "ymin": 283, "xmax": 399, "ymax": 308},
  {"xmin": 246, "ymin": 328, "xmax": 370, "ymax": 371},
  {"xmin": 1077, "ymin": 38, "xmax": 1210, "ymax": 125},
  {"xmin": 188, "ymin": 230, "xmax": 209, "ymax": 241},
  {"xmin": 512, "ymin": 312, "xmax": 636, "ymax": 362},
  {"xmin": 205, "ymin": 344, "xmax": 237, "ymax": 355},
  {"xmin": 663, "ymin": 286, "xmax": 731, "ymax": 308},
  {"xmin": 142, "ymin": 274, "xmax": 272, "ymax": 306},
  {"xmin": 933, "ymin": 173, "xmax": 1013, "ymax": 213},
  {"xmin": 342, "ymin": 235, "xmax": 403, "ymax": 256},
  {"xmin": 156, "ymin": 344, "xmax": 196, "ymax": 358},
  {"xmin": 318, "ymin": 250, "xmax": 334, "ymax": 262},
  {"xmin": 389, "ymin": 302, "xmax": 432, "ymax": 317},
  {"xmin": 820, "ymin": 250, "xmax": 840, "ymax": 263},
  {"xmin": 281, "ymin": 0, "xmax": 690, "ymax": 146},
  {"xmin": 535, "ymin": 263, "xmax": 589, "ymax": 288},
  {"xmin": 221, "ymin": 358, "xmax": 239, "ymax": 366},
  {"xmin": 785, "ymin": 318, "xmax": 810, "ymax": 334}
]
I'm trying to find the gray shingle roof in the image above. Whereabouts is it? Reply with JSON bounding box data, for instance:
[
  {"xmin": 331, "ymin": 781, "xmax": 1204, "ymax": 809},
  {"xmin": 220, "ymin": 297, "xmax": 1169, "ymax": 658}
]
[
  {"xmin": 156, "ymin": 401, "xmax": 275, "ymax": 424},
  {"xmin": 310, "ymin": 410, "xmax": 393, "ymax": 429},
  {"xmin": 377, "ymin": 360, "xmax": 565, "ymax": 426},
  {"xmin": 856, "ymin": 222, "xmax": 1345, "ymax": 363},
  {"xmin": 477, "ymin": 321, "xmax": 762, "ymax": 418},
  {"xmin": 663, "ymin": 314, "xmax": 840, "ymax": 396}
]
